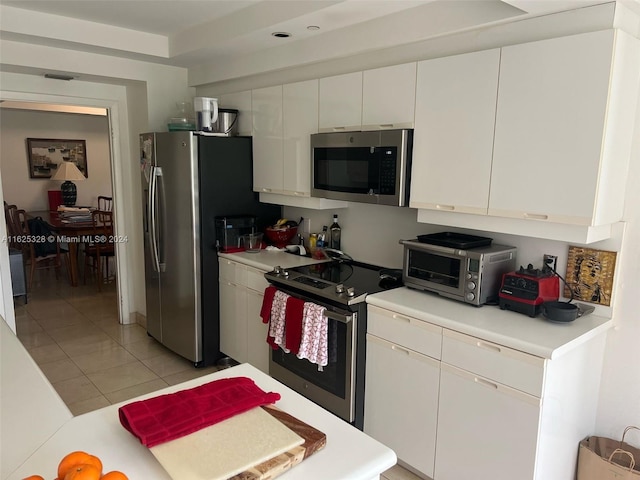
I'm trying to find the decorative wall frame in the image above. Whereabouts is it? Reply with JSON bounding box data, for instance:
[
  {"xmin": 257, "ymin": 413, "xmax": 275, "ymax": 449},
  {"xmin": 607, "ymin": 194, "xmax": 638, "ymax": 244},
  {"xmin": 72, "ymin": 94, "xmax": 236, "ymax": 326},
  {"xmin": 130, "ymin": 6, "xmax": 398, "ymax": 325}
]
[
  {"xmin": 564, "ymin": 246, "xmax": 617, "ymax": 306},
  {"xmin": 26, "ymin": 138, "xmax": 88, "ymax": 179}
]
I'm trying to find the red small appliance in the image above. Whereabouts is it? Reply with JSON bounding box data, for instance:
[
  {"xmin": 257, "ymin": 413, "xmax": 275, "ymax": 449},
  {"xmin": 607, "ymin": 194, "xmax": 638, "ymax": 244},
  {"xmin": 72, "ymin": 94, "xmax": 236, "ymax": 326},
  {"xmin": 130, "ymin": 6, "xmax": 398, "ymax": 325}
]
[{"xmin": 499, "ymin": 264, "xmax": 559, "ymax": 317}]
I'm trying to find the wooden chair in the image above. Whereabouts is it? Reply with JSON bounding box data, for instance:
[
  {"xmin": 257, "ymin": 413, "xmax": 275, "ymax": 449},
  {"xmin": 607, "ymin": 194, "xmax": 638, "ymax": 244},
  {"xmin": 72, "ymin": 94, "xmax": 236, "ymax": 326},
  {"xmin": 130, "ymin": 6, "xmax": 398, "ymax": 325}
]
[
  {"xmin": 15, "ymin": 210, "xmax": 66, "ymax": 290},
  {"xmin": 84, "ymin": 210, "xmax": 115, "ymax": 290},
  {"xmin": 4, "ymin": 203, "xmax": 20, "ymax": 249},
  {"xmin": 97, "ymin": 196, "xmax": 113, "ymax": 211}
]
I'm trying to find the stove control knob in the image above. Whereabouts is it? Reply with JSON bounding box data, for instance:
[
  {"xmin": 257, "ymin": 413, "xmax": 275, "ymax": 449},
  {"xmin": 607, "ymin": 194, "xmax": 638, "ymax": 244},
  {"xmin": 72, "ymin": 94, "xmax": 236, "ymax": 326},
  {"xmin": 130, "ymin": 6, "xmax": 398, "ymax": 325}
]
[
  {"xmin": 335, "ymin": 284, "xmax": 345, "ymax": 294},
  {"xmin": 281, "ymin": 269, "xmax": 289, "ymax": 278},
  {"xmin": 346, "ymin": 287, "xmax": 355, "ymax": 297},
  {"xmin": 466, "ymin": 292, "xmax": 476, "ymax": 302},
  {"xmin": 273, "ymin": 266, "xmax": 282, "ymax": 275}
]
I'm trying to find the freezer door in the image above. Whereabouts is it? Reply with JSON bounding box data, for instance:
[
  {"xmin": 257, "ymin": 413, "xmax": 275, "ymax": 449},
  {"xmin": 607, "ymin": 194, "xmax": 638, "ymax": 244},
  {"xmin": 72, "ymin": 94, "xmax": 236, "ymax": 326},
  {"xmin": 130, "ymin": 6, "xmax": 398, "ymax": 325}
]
[
  {"xmin": 154, "ymin": 132, "xmax": 202, "ymax": 363},
  {"xmin": 140, "ymin": 133, "xmax": 162, "ymax": 342}
]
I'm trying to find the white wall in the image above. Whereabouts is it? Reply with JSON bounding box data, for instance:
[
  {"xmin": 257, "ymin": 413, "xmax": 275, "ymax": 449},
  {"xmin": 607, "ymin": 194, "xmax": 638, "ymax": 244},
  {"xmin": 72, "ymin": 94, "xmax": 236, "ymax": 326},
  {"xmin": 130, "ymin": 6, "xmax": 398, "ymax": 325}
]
[
  {"xmin": 0, "ymin": 109, "xmax": 112, "ymax": 211},
  {"xmin": 0, "ymin": 39, "xmax": 194, "ymax": 321}
]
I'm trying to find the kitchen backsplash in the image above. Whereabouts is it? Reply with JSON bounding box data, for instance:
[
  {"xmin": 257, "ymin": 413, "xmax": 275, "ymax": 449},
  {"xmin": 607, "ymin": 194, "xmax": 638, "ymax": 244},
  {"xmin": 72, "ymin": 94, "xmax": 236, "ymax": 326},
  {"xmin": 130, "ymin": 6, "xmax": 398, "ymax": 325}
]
[{"xmin": 282, "ymin": 203, "xmax": 622, "ymax": 318}]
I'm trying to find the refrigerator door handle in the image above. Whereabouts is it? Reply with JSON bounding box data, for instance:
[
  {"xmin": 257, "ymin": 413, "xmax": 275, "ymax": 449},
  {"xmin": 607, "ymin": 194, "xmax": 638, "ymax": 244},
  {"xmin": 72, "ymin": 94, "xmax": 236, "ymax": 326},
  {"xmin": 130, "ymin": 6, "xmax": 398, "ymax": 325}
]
[
  {"xmin": 149, "ymin": 166, "xmax": 162, "ymax": 273},
  {"xmin": 156, "ymin": 167, "xmax": 167, "ymax": 272}
]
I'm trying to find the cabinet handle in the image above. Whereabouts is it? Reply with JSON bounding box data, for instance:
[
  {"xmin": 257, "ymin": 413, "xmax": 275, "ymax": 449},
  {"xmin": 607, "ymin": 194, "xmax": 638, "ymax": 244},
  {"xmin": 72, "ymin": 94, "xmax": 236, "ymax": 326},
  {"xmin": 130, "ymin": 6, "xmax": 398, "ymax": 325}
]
[
  {"xmin": 436, "ymin": 204, "xmax": 455, "ymax": 211},
  {"xmin": 333, "ymin": 126, "xmax": 346, "ymax": 131},
  {"xmin": 379, "ymin": 124, "xmax": 394, "ymax": 129},
  {"xmin": 392, "ymin": 313, "xmax": 412, "ymax": 323},
  {"xmin": 523, "ymin": 213, "xmax": 548, "ymax": 220},
  {"xmin": 474, "ymin": 377, "xmax": 499, "ymax": 390},
  {"xmin": 476, "ymin": 341, "xmax": 501, "ymax": 353},
  {"xmin": 391, "ymin": 344, "xmax": 411, "ymax": 355},
  {"xmin": 293, "ymin": 191, "xmax": 306, "ymax": 196},
  {"xmin": 261, "ymin": 188, "xmax": 273, "ymax": 193}
]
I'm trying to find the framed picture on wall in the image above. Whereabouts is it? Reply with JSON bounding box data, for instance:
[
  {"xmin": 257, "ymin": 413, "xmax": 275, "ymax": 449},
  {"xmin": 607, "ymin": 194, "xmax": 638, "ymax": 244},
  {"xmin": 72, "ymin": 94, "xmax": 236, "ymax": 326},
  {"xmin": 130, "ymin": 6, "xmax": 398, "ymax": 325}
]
[
  {"xmin": 26, "ymin": 138, "xmax": 88, "ymax": 179},
  {"xmin": 564, "ymin": 246, "xmax": 617, "ymax": 306}
]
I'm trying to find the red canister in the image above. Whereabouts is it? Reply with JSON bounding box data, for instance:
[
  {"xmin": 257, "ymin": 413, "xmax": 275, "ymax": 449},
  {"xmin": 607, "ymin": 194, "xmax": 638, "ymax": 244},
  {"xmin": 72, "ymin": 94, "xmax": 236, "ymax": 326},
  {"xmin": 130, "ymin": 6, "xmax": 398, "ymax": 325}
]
[{"xmin": 48, "ymin": 190, "xmax": 63, "ymax": 211}]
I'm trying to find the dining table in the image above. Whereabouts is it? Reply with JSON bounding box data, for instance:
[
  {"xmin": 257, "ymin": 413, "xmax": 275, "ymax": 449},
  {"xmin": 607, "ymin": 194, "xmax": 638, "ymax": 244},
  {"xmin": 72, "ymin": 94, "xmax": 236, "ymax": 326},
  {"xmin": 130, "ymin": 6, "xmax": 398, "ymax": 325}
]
[{"xmin": 27, "ymin": 210, "xmax": 97, "ymax": 287}]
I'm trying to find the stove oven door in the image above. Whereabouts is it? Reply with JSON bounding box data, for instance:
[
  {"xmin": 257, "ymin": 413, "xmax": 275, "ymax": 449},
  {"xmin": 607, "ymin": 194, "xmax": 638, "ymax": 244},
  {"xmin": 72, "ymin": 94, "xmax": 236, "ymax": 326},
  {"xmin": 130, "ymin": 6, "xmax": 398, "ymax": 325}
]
[{"xmin": 268, "ymin": 302, "xmax": 357, "ymax": 424}]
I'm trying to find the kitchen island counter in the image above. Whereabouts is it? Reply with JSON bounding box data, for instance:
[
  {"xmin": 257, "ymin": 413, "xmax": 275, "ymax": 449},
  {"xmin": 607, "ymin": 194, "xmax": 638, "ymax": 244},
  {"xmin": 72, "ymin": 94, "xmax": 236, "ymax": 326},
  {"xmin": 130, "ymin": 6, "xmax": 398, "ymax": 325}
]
[
  {"xmin": 367, "ymin": 287, "xmax": 612, "ymax": 359},
  {"xmin": 6, "ymin": 362, "xmax": 396, "ymax": 480}
]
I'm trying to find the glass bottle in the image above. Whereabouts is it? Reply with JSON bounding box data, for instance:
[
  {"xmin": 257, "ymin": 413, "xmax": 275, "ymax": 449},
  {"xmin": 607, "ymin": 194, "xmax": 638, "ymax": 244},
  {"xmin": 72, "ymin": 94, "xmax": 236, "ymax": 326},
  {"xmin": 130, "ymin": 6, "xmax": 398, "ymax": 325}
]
[{"xmin": 330, "ymin": 214, "xmax": 341, "ymax": 250}]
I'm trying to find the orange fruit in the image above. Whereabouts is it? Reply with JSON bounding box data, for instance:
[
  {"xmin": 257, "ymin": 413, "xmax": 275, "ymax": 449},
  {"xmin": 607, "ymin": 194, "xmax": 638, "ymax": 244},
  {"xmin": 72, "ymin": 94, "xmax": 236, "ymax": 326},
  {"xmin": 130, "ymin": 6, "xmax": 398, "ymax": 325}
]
[
  {"xmin": 57, "ymin": 451, "xmax": 102, "ymax": 479},
  {"xmin": 22, "ymin": 476, "xmax": 45, "ymax": 480},
  {"xmin": 63, "ymin": 464, "xmax": 101, "ymax": 480},
  {"xmin": 101, "ymin": 472, "xmax": 129, "ymax": 480}
]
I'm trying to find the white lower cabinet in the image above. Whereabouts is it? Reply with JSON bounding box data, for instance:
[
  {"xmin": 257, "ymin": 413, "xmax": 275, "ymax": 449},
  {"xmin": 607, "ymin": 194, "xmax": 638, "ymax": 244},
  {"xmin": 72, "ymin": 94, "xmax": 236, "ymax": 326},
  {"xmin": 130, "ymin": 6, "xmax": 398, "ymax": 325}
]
[
  {"xmin": 364, "ymin": 334, "xmax": 440, "ymax": 478},
  {"xmin": 364, "ymin": 304, "xmax": 604, "ymax": 480},
  {"xmin": 219, "ymin": 278, "xmax": 248, "ymax": 363},
  {"xmin": 218, "ymin": 259, "xmax": 270, "ymax": 372},
  {"xmin": 434, "ymin": 363, "xmax": 541, "ymax": 480}
]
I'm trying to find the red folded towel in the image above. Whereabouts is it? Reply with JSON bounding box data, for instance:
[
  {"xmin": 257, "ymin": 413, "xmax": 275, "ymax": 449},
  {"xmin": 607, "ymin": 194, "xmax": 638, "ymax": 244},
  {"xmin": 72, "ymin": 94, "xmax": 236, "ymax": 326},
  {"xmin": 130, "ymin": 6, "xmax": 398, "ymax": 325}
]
[
  {"xmin": 118, "ymin": 376, "xmax": 280, "ymax": 447},
  {"xmin": 285, "ymin": 296, "xmax": 305, "ymax": 354},
  {"xmin": 261, "ymin": 286, "xmax": 277, "ymax": 324}
]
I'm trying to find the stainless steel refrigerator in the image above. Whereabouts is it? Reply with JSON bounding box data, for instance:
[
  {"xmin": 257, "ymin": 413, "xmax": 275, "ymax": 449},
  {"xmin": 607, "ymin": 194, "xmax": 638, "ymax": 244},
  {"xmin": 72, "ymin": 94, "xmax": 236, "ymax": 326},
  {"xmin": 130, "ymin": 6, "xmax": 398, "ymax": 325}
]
[{"xmin": 140, "ymin": 132, "xmax": 280, "ymax": 366}]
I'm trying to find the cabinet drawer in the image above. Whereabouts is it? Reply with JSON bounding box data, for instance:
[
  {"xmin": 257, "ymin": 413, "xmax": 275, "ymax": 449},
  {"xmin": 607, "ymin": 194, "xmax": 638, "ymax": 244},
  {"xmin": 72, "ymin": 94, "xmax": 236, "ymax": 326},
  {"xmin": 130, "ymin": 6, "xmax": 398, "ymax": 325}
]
[
  {"xmin": 218, "ymin": 259, "xmax": 247, "ymax": 285},
  {"xmin": 442, "ymin": 330, "xmax": 545, "ymax": 397},
  {"xmin": 367, "ymin": 305, "xmax": 442, "ymax": 359},
  {"xmin": 247, "ymin": 266, "xmax": 269, "ymax": 293}
]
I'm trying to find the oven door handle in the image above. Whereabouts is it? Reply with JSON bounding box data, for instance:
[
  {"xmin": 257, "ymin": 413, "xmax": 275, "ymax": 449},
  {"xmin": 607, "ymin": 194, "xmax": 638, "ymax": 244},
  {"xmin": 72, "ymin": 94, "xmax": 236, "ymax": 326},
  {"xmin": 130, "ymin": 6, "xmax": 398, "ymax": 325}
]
[{"xmin": 325, "ymin": 310, "xmax": 355, "ymax": 324}]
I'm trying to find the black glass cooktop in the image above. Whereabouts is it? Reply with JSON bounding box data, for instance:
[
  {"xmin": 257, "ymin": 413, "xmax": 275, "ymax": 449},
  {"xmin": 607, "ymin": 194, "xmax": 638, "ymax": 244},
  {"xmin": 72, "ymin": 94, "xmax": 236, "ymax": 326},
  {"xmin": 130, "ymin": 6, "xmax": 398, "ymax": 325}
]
[{"xmin": 290, "ymin": 260, "xmax": 390, "ymax": 295}]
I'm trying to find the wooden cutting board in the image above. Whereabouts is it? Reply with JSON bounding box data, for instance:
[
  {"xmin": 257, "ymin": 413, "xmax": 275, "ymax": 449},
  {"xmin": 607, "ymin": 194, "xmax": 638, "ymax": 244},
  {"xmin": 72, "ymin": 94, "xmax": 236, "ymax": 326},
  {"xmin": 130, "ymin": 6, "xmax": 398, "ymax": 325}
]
[
  {"xmin": 228, "ymin": 405, "xmax": 327, "ymax": 480},
  {"xmin": 150, "ymin": 407, "xmax": 304, "ymax": 480}
]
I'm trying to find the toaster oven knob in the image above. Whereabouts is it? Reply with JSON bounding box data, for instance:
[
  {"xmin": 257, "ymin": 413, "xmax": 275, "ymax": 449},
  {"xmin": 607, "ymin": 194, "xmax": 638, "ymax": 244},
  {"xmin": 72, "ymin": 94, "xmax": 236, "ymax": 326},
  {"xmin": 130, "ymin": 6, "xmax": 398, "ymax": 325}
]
[
  {"xmin": 346, "ymin": 287, "xmax": 356, "ymax": 297},
  {"xmin": 466, "ymin": 273, "xmax": 472, "ymax": 280},
  {"xmin": 467, "ymin": 281, "xmax": 477, "ymax": 291},
  {"xmin": 335, "ymin": 284, "xmax": 345, "ymax": 294},
  {"xmin": 466, "ymin": 292, "xmax": 476, "ymax": 302}
]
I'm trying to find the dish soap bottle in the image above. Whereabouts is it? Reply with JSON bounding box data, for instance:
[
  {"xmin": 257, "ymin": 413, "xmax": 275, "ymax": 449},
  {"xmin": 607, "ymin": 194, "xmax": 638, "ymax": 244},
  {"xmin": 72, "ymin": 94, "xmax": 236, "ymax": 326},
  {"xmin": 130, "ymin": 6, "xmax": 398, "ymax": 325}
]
[
  {"xmin": 330, "ymin": 214, "xmax": 341, "ymax": 250},
  {"xmin": 317, "ymin": 226, "xmax": 328, "ymax": 248}
]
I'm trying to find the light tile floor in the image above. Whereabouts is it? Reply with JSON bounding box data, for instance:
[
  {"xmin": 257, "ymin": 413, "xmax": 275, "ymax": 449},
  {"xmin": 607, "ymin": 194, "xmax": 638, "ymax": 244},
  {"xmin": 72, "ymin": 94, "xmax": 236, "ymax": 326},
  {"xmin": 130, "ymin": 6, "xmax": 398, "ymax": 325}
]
[{"xmin": 14, "ymin": 269, "xmax": 421, "ymax": 479}]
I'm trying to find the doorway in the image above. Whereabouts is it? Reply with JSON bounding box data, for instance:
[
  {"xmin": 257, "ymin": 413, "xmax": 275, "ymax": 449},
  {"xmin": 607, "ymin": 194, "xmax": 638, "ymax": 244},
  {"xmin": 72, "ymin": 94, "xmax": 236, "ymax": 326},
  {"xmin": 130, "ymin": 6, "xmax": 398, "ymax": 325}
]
[{"xmin": 0, "ymin": 91, "xmax": 132, "ymax": 330}]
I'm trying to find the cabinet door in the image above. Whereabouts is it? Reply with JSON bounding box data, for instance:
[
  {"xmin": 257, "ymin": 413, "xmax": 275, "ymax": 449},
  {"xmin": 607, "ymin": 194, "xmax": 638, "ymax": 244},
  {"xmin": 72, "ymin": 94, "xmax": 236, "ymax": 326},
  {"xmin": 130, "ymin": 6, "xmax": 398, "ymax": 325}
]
[
  {"xmin": 283, "ymin": 79, "xmax": 318, "ymax": 196},
  {"xmin": 410, "ymin": 49, "xmax": 500, "ymax": 215},
  {"xmin": 435, "ymin": 363, "xmax": 541, "ymax": 480},
  {"xmin": 362, "ymin": 62, "xmax": 416, "ymax": 130},
  {"xmin": 217, "ymin": 90, "xmax": 252, "ymax": 136},
  {"xmin": 219, "ymin": 280, "xmax": 248, "ymax": 363},
  {"xmin": 246, "ymin": 289, "xmax": 269, "ymax": 374},
  {"xmin": 364, "ymin": 334, "xmax": 440, "ymax": 478},
  {"xmin": 490, "ymin": 30, "xmax": 614, "ymax": 225},
  {"xmin": 319, "ymin": 72, "xmax": 363, "ymax": 132},
  {"xmin": 252, "ymin": 85, "xmax": 284, "ymax": 193}
]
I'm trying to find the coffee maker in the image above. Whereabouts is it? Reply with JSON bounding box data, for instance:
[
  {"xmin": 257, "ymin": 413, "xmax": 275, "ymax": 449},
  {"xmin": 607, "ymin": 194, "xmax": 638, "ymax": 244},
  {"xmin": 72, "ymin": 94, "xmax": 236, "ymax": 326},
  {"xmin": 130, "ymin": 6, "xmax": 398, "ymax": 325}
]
[{"xmin": 215, "ymin": 215, "xmax": 256, "ymax": 252}]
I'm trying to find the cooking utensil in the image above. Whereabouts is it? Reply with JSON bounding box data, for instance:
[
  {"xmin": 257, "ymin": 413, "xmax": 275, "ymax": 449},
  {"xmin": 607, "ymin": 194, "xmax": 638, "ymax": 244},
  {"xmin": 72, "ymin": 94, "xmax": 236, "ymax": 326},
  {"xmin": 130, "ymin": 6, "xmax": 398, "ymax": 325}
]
[{"xmin": 212, "ymin": 109, "xmax": 239, "ymax": 136}]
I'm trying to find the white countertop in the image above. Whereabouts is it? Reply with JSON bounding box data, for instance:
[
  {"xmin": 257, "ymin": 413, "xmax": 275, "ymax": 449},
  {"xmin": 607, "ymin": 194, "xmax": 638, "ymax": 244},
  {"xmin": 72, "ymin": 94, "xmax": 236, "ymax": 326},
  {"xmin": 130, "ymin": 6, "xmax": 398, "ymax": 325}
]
[
  {"xmin": 7, "ymin": 363, "xmax": 396, "ymax": 480},
  {"xmin": 366, "ymin": 287, "xmax": 613, "ymax": 359},
  {"xmin": 219, "ymin": 250, "xmax": 327, "ymax": 271}
]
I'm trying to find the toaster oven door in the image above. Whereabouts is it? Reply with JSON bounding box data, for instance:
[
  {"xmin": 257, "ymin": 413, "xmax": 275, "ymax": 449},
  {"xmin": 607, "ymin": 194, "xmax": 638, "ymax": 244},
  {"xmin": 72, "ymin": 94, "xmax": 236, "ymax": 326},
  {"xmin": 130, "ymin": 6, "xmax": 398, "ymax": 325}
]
[{"xmin": 404, "ymin": 247, "xmax": 467, "ymax": 299}]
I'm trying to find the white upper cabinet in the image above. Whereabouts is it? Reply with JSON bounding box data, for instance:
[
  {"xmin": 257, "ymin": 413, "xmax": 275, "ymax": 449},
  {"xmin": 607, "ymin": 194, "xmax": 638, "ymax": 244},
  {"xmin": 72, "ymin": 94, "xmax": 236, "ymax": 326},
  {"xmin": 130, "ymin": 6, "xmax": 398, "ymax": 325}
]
[
  {"xmin": 362, "ymin": 62, "xmax": 417, "ymax": 130},
  {"xmin": 319, "ymin": 71, "xmax": 363, "ymax": 132},
  {"xmin": 489, "ymin": 29, "xmax": 638, "ymax": 226},
  {"xmin": 283, "ymin": 79, "xmax": 318, "ymax": 196},
  {"xmin": 410, "ymin": 49, "xmax": 500, "ymax": 215},
  {"xmin": 252, "ymin": 85, "xmax": 284, "ymax": 193},
  {"xmin": 216, "ymin": 90, "xmax": 252, "ymax": 136}
]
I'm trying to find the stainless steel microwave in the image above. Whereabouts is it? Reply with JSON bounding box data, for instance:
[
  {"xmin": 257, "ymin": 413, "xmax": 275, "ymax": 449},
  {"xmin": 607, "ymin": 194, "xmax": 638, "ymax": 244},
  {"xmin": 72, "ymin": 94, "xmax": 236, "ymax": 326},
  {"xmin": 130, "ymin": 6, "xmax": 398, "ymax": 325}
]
[
  {"xmin": 311, "ymin": 129, "xmax": 413, "ymax": 206},
  {"xmin": 401, "ymin": 239, "xmax": 517, "ymax": 306}
]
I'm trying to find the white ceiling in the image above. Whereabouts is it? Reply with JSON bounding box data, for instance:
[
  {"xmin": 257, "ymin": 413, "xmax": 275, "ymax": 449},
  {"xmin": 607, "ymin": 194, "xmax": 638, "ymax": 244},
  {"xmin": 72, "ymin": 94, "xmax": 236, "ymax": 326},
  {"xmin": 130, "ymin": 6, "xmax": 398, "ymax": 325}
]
[{"xmin": 0, "ymin": 0, "xmax": 610, "ymax": 82}]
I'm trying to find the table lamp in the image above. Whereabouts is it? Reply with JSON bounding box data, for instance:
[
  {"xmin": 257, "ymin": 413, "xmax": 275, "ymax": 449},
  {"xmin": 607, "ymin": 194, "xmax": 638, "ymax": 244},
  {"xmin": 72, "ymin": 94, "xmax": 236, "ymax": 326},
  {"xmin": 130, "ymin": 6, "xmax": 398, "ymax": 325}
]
[{"xmin": 51, "ymin": 161, "xmax": 86, "ymax": 206}]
